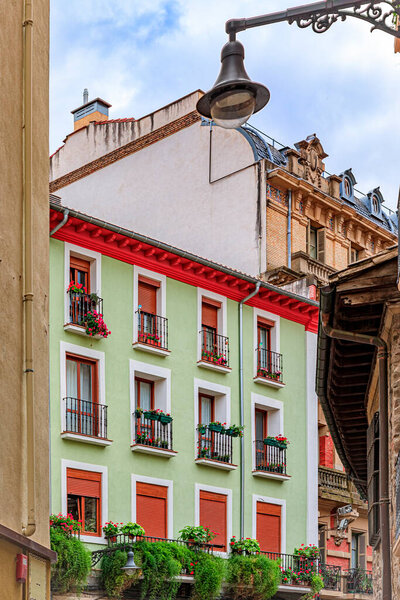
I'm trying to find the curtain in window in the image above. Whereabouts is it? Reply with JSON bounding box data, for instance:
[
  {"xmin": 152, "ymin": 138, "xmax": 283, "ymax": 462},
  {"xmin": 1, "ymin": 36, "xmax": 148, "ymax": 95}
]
[
  {"xmin": 137, "ymin": 380, "xmax": 152, "ymax": 411},
  {"xmin": 66, "ymin": 359, "xmax": 78, "ymax": 432}
]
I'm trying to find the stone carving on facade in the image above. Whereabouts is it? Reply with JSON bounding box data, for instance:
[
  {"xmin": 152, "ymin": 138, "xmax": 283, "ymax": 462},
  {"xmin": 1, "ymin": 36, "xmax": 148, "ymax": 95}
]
[{"xmin": 295, "ymin": 134, "xmax": 328, "ymax": 188}]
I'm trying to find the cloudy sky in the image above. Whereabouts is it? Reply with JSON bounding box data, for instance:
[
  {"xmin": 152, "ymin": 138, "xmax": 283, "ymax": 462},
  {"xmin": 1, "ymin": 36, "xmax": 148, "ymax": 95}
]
[{"xmin": 50, "ymin": 0, "xmax": 400, "ymax": 210}]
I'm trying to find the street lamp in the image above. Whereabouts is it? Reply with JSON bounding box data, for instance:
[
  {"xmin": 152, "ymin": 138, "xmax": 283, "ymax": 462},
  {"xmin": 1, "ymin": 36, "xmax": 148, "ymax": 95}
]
[
  {"xmin": 196, "ymin": 0, "xmax": 400, "ymax": 127},
  {"xmin": 121, "ymin": 548, "xmax": 140, "ymax": 575}
]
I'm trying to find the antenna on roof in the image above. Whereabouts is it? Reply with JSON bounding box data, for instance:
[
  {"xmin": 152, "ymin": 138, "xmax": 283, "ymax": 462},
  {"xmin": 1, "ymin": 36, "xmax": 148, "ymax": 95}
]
[{"xmin": 83, "ymin": 88, "xmax": 89, "ymax": 104}]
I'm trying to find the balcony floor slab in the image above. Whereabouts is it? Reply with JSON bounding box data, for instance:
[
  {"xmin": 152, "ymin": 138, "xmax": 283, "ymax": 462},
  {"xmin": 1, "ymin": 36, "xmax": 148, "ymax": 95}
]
[
  {"xmin": 197, "ymin": 360, "xmax": 231, "ymax": 374},
  {"xmin": 195, "ymin": 458, "xmax": 237, "ymax": 471},
  {"xmin": 131, "ymin": 444, "xmax": 177, "ymax": 458},
  {"xmin": 253, "ymin": 376, "xmax": 285, "ymax": 389},
  {"xmin": 132, "ymin": 342, "xmax": 170, "ymax": 357},
  {"xmin": 61, "ymin": 432, "xmax": 112, "ymax": 446},
  {"xmin": 252, "ymin": 470, "xmax": 290, "ymax": 481},
  {"xmin": 64, "ymin": 323, "xmax": 102, "ymax": 339}
]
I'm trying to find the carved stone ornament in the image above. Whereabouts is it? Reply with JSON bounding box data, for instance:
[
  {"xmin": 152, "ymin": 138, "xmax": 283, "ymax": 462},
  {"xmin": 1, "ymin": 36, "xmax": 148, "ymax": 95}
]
[{"xmin": 295, "ymin": 134, "xmax": 328, "ymax": 188}]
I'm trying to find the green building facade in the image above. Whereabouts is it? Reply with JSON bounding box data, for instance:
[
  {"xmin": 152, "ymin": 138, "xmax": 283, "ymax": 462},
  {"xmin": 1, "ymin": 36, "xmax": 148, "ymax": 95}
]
[{"xmin": 49, "ymin": 201, "xmax": 319, "ymax": 559}]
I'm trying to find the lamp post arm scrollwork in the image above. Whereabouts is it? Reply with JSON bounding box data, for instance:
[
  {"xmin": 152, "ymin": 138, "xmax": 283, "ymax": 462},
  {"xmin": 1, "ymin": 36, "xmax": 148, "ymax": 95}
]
[{"xmin": 225, "ymin": 0, "xmax": 400, "ymax": 40}]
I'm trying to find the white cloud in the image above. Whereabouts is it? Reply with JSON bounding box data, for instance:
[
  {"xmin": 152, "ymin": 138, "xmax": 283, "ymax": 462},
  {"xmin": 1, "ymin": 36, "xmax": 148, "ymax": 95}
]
[{"xmin": 50, "ymin": 0, "xmax": 400, "ymax": 208}]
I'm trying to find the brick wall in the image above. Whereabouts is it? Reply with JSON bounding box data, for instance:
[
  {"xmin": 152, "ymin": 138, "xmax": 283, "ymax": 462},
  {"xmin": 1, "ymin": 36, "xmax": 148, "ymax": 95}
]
[
  {"xmin": 266, "ymin": 204, "xmax": 288, "ymax": 270},
  {"xmin": 291, "ymin": 217, "xmax": 307, "ymax": 255}
]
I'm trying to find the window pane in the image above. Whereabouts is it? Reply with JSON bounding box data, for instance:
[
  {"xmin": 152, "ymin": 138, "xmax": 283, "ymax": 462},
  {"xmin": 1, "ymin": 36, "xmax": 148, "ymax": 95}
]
[
  {"xmin": 66, "ymin": 359, "xmax": 78, "ymax": 398},
  {"xmin": 67, "ymin": 494, "xmax": 80, "ymax": 522},
  {"xmin": 139, "ymin": 381, "xmax": 152, "ymax": 411},
  {"xmin": 84, "ymin": 497, "xmax": 98, "ymax": 533},
  {"xmin": 200, "ymin": 396, "xmax": 212, "ymax": 425},
  {"xmin": 310, "ymin": 228, "xmax": 317, "ymax": 259},
  {"xmin": 258, "ymin": 327, "xmax": 268, "ymax": 349},
  {"xmin": 80, "ymin": 363, "xmax": 92, "ymax": 401},
  {"xmin": 256, "ymin": 411, "xmax": 265, "ymax": 440}
]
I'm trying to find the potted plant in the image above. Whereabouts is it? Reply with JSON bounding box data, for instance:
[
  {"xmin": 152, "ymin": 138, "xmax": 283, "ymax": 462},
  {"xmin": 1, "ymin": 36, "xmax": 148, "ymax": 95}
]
[
  {"xmin": 275, "ymin": 435, "xmax": 289, "ymax": 449},
  {"xmin": 136, "ymin": 432, "xmax": 149, "ymax": 444},
  {"xmin": 83, "ymin": 310, "xmax": 111, "ymax": 338},
  {"xmin": 103, "ymin": 521, "xmax": 121, "ymax": 543},
  {"xmin": 229, "ymin": 536, "xmax": 261, "ymax": 555},
  {"xmin": 208, "ymin": 421, "xmax": 226, "ymax": 433},
  {"xmin": 178, "ymin": 525, "xmax": 216, "ymax": 546},
  {"xmin": 120, "ymin": 522, "xmax": 145, "ymax": 540},
  {"xmin": 198, "ymin": 447, "xmax": 210, "ymax": 458},
  {"xmin": 135, "ymin": 407, "xmax": 143, "ymax": 418},
  {"xmin": 225, "ymin": 424, "xmax": 244, "ymax": 437},
  {"xmin": 67, "ymin": 281, "xmax": 87, "ymax": 295},
  {"xmin": 159, "ymin": 411, "xmax": 173, "ymax": 424},
  {"xmin": 197, "ymin": 423, "xmax": 207, "ymax": 434}
]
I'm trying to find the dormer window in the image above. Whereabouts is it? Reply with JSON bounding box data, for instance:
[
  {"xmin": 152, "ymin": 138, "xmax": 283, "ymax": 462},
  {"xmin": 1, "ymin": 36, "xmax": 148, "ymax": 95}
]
[
  {"xmin": 339, "ymin": 169, "xmax": 356, "ymax": 204},
  {"xmin": 366, "ymin": 187, "xmax": 384, "ymax": 220},
  {"xmin": 372, "ymin": 195, "xmax": 380, "ymax": 215}
]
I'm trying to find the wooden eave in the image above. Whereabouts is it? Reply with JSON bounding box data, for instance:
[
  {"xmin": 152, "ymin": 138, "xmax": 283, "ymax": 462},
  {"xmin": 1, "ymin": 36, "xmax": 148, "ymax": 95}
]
[{"xmin": 316, "ymin": 250, "xmax": 399, "ymax": 496}]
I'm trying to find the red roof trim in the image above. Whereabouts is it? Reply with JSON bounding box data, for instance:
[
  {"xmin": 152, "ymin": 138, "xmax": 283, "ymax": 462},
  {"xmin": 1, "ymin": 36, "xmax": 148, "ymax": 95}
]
[{"xmin": 49, "ymin": 209, "xmax": 319, "ymax": 332}]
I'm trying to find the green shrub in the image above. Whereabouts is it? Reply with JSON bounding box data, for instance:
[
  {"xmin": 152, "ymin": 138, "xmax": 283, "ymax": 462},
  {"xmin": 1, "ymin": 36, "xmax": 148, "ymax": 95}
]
[
  {"xmin": 300, "ymin": 573, "xmax": 324, "ymax": 600},
  {"xmin": 227, "ymin": 554, "xmax": 281, "ymax": 600},
  {"xmin": 193, "ymin": 552, "xmax": 225, "ymax": 600},
  {"xmin": 50, "ymin": 529, "xmax": 91, "ymax": 593},
  {"xmin": 101, "ymin": 549, "xmax": 140, "ymax": 599}
]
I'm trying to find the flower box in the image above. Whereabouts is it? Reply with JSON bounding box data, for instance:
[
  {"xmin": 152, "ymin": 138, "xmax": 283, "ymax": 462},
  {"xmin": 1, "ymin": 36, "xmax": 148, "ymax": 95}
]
[
  {"xmin": 264, "ymin": 438, "xmax": 279, "ymax": 447},
  {"xmin": 143, "ymin": 411, "xmax": 159, "ymax": 421},
  {"xmin": 209, "ymin": 423, "xmax": 223, "ymax": 433},
  {"xmin": 160, "ymin": 414, "xmax": 173, "ymax": 424}
]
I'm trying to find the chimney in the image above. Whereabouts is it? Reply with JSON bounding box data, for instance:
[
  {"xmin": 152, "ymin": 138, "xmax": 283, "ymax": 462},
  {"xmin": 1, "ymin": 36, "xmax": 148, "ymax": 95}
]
[{"xmin": 71, "ymin": 89, "xmax": 112, "ymax": 131}]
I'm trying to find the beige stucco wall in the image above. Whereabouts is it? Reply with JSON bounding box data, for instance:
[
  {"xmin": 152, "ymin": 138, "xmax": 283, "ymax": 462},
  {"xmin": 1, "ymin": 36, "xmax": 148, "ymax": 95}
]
[{"xmin": 0, "ymin": 0, "xmax": 50, "ymax": 559}]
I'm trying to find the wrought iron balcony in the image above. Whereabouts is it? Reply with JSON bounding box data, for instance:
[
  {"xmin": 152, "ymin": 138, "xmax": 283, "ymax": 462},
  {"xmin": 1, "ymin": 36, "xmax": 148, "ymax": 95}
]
[
  {"xmin": 261, "ymin": 551, "xmax": 319, "ymax": 587},
  {"xmin": 254, "ymin": 440, "xmax": 287, "ymax": 475},
  {"xmin": 345, "ymin": 568, "xmax": 373, "ymax": 595},
  {"xmin": 200, "ymin": 329, "xmax": 230, "ymax": 368},
  {"xmin": 133, "ymin": 411, "xmax": 173, "ymax": 451},
  {"xmin": 136, "ymin": 310, "xmax": 168, "ymax": 350},
  {"xmin": 197, "ymin": 425, "xmax": 233, "ymax": 464},
  {"xmin": 256, "ymin": 348, "xmax": 283, "ymax": 384},
  {"xmin": 62, "ymin": 397, "xmax": 108, "ymax": 439},
  {"xmin": 68, "ymin": 290, "xmax": 103, "ymax": 326},
  {"xmin": 319, "ymin": 563, "xmax": 342, "ymax": 591}
]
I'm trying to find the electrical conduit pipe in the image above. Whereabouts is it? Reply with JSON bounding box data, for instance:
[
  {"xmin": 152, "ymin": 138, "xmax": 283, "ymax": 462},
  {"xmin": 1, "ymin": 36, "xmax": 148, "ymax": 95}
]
[{"xmin": 239, "ymin": 281, "xmax": 261, "ymax": 539}]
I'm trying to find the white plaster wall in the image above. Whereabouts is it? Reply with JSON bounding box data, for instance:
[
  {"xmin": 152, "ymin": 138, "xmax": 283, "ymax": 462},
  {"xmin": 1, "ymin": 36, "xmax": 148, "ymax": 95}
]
[
  {"xmin": 50, "ymin": 91, "xmax": 204, "ymax": 180},
  {"xmin": 56, "ymin": 121, "xmax": 261, "ymax": 276},
  {"xmin": 306, "ymin": 331, "xmax": 318, "ymax": 546}
]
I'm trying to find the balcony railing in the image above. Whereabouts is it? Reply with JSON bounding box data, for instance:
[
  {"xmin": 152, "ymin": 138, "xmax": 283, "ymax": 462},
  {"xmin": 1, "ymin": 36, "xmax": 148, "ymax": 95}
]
[
  {"xmin": 345, "ymin": 568, "xmax": 373, "ymax": 595},
  {"xmin": 200, "ymin": 329, "xmax": 230, "ymax": 368},
  {"xmin": 197, "ymin": 425, "xmax": 233, "ymax": 464},
  {"xmin": 291, "ymin": 251, "xmax": 336, "ymax": 286},
  {"xmin": 318, "ymin": 466, "xmax": 349, "ymax": 492},
  {"xmin": 133, "ymin": 412, "xmax": 173, "ymax": 451},
  {"xmin": 63, "ymin": 397, "xmax": 108, "ymax": 439},
  {"xmin": 261, "ymin": 552, "xmax": 318, "ymax": 586},
  {"xmin": 319, "ymin": 564, "xmax": 341, "ymax": 591},
  {"xmin": 136, "ymin": 310, "xmax": 168, "ymax": 350},
  {"xmin": 254, "ymin": 440, "xmax": 287, "ymax": 475},
  {"xmin": 256, "ymin": 348, "xmax": 283, "ymax": 383},
  {"xmin": 68, "ymin": 290, "xmax": 103, "ymax": 326}
]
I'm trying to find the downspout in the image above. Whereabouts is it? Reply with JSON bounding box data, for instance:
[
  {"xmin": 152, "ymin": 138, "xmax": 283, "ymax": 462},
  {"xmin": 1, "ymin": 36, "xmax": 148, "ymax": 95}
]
[
  {"xmin": 287, "ymin": 190, "xmax": 292, "ymax": 269},
  {"xmin": 22, "ymin": 0, "xmax": 36, "ymax": 537},
  {"xmin": 320, "ymin": 298, "xmax": 391, "ymax": 600},
  {"xmin": 50, "ymin": 209, "xmax": 69, "ymax": 236},
  {"xmin": 239, "ymin": 282, "xmax": 261, "ymax": 538}
]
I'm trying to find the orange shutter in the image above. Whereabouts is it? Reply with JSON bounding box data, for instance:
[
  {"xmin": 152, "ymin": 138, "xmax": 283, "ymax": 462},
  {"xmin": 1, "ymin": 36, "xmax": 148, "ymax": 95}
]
[
  {"xmin": 256, "ymin": 502, "xmax": 281, "ymax": 553},
  {"xmin": 67, "ymin": 468, "xmax": 101, "ymax": 498},
  {"xmin": 202, "ymin": 301, "xmax": 219, "ymax": 330},
  {"xmin": 199, "ymin": 490, "xmax": 227, "ymax": 551},
  {"xmin": 138, "ymin": 279, "xmax": 158, "ymax": 314},
  {"xmin": 136, "ymin": 482, "xmax": 168, "ymax": 538}
]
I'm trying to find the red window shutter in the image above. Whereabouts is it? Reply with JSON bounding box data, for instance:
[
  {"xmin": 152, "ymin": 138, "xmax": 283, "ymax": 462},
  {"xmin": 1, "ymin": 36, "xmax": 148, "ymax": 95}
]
[
  {"xmin": 136, "ymin": 482, "xmax": 168, "ymax": 538},
  {"xmin": 202, "ymin": 301, "xmax": 219, "ymax": 330},
  {"xmin": 256, "ymin": 502, "xmax": 281, "ymax": 553},
  {"xmin": 199, "ymin": 490, "xmax": 227, "ymax": 551},
  {"xmin": 138, "ymin": 280, "xmax": 158, "ymax": 314},
  {"xmin": 67, "ymin": 468, "xmax": 101, "ymax": 498}
]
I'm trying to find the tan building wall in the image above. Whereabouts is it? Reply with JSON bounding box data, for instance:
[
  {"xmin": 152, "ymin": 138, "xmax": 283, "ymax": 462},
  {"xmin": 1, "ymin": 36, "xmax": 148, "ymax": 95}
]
[{"xmin": 0, "ymin": 0, "xmax": 54, "ymax": 594}]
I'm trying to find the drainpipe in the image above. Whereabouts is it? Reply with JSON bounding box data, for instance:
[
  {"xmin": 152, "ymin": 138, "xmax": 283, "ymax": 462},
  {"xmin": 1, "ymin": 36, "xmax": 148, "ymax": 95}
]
[
  {"xmin": 22, "ymin": 0, "xmax": 36, "ymax": 537},
  {"xmin": 287, "ymin": 190, "xmax": 292, "ymax": 269},
  {"xmin": 239, "ymin": 282, "xmax": 261, "ymax": 538},
  {"xmin": 50, "ymin": 209, "xmax": 69, "ymax": 236},
  {"xmin": 320, "ymin": 303, "xmax": 391, "ymax": 600}
]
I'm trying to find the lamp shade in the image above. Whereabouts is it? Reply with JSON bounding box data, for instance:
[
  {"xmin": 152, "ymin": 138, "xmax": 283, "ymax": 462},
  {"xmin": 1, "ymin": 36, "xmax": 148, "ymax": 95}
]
[
  {"xmin": 196, "ymin": 40, "xmax": 270, "ymax": 129},
  {"xmin": 121, "ymin": 549, "xmax": 140, "ymax": 575}
]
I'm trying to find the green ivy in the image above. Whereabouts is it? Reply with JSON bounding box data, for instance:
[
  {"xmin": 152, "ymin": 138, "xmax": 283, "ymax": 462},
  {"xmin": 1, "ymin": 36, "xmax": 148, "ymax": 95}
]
[
  {"xmin": 192, "ymin": 552, "xmax": 225, "ymax": 600},
  {"xmin": 226, "ymin": 554, "xmax": 281, "ymax": 600},
  {"xmin": 50, "ymin": 529, "xmax": 91, "ymax": 593},
  {"xmin": 101, "ymin": 550, "xmax": 139, "ymax": 599}
]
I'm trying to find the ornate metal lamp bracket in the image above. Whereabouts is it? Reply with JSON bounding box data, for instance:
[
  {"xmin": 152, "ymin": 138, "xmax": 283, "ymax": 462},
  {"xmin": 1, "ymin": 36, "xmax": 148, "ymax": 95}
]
[{"xmin": 226, "ymin": 1, "xmax": 400, "ymax": 39}]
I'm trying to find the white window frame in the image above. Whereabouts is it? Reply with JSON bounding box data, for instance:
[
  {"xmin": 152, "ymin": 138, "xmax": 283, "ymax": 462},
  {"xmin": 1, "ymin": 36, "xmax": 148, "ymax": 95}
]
[
  {"xmin": 133, "ymin": 266, "xmax": 166, "ymax": 343},
  {"xmin": 130, "ymin": 359, "xmax": 171, "ymax": 442},
  {"xmin": 64, "ymin": 242, "xmax": 102, "ymax": 325},
  {"xmin": 252, "ymin": 494, "xmax": 286, "ymax": 554},
  {"xmin": 197, "ymin": 288, "xmax": 227, "ymax": 362},
  {"xmin": 253, "ymin": 308, "xmax": 280, "ymax": 378},
  {"xmin": 131, "ymin": 474, "xmax": 173, "ymax": 539},
  {"xmin": 195, "ymin": 483, "xmax": 232, "ymax": 558},
  {"xmin": 61, "ymin": 458, "xmax": 108, "ymax": 545},
  {"xmin": 194, "ymin": 378, "xmax": 231, "ymax": 459},
  {"xmin": 60, "ymin": 341, "xmax": 106, "ymax": 436},
  {"xmin": 251, "ymin": 393, "xmax": 284, "ymax": 471}
]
